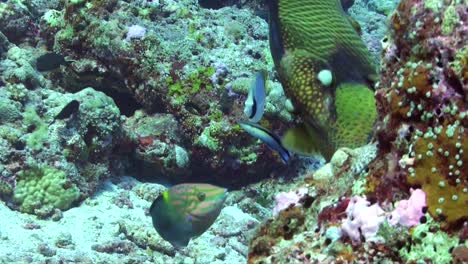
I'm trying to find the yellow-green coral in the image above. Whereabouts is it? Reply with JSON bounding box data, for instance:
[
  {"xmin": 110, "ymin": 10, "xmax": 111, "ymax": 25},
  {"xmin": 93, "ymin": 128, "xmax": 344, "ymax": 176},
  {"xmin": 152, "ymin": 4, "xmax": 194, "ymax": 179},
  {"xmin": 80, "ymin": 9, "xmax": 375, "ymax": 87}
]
[
  {"xmin": 441, "ymin": 4, "xmax": 460, "ymax": 35},
  {"xmin": 23, "ymin": 107, "xmax": 48, "ymax": 150},
  {"xmin": 167, "ymin": 67, "xmax": 215, "ymax": 98},
  {"xmin": 13, "ymin": 166, "xmax": 80, "ymax": 214},
  {"xmin": 408, "ymin": 123, "xmax": 467, "ymax": 227},
  {"xmin": 334, "ymin": 83, "xmax": 377, "ymax": 149},
  {"xmin": 399, "ymin": 216, "xmax": 460, "ymax": 263}
]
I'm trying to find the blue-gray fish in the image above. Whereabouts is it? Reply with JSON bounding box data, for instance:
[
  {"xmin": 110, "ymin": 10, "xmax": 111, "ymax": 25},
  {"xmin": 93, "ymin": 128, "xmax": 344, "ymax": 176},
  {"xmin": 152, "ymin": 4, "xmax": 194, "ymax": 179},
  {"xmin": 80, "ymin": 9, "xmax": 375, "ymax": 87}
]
[
  {"xmin": 244, "ymin": 71, "xmax": 267, "ymax": 123},
  {"xmin": 239, "ymin": 121, "xmax": 290, "ymax": 163},
  {"xmin": 149, "ymin": 183, "xmax": 228, "ymax": 248}
]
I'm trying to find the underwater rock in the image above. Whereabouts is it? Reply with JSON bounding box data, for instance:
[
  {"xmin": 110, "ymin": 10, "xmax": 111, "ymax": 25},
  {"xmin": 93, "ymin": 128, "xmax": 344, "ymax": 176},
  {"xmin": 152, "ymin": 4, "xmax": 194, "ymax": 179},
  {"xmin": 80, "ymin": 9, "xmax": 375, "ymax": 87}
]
[
  {"xmin": 33, "ymin": 0, "xmax": 294, "ymax": 185},
  {"xmin": 0, "ymin": 46, "xmax": 48, "ymax": 89},
  {"xmin": 123, "ymin": 111, "xmax": 191, "ymax": 179},
  {"xmin": 247, "ymin": 143, "xmax": 383, "ymax": 263},
  {"xmin": 368, "ymin": 0, "xmax": 467, "ymax": 230},
  {"xmin": 0, "ymin": 0, "xmax": 464, "ymax": 263},
  {"xmin": 0, "ymin": 52, "xmax": 123, "ymax": 213}
]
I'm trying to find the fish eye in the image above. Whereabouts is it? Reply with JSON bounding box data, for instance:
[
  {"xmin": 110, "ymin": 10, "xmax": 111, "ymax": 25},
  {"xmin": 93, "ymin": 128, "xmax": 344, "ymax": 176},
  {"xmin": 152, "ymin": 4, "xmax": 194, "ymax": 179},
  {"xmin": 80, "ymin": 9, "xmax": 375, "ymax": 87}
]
[
  {"xmin": 197, "ymin": 192, "xmax": 206, "ymax": 201},
  {"xmin": 317, "ymin": 69, "xmax": 333, "ymax": 86}
]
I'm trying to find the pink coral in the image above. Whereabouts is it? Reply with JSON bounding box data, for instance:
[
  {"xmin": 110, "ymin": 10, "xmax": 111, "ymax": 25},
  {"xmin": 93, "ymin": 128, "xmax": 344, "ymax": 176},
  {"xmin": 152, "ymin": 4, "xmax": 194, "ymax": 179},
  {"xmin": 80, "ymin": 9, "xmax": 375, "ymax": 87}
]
[
  {"xmin": 389, "ymin": 188, "xmax": 426, "ymax": 227},
  {"xmin": 272, "ymin": 188, "xmax": 307, "ymax": 216},
  {"xmin": 341, "ymin": 196, "xmax": 386, "ymax": 244}
]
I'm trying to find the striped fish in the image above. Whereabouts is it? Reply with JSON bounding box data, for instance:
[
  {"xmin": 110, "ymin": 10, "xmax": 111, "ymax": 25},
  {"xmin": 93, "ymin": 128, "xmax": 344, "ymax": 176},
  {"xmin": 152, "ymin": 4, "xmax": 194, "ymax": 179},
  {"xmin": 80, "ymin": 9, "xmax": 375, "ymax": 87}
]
[
  {"xmin": 149, "ymin": 183, "xmax": 228, "ymax": 247},
  {"xmin": 268, "ymin": 0, "xmax": 378, "ymax": 160},
  {"xmin": 239, "ymin": 121, "xmax": 291, "ymax": 164}
]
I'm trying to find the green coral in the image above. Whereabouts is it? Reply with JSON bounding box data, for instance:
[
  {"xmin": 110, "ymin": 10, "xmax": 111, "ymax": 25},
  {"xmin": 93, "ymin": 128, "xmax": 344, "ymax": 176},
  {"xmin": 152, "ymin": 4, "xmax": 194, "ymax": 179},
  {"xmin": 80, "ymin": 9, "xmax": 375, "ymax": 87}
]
[
  {"xmin": 42, "ymin": 10, "xmax": 65, "ymax": 28},
  {"xmin": 334, "ymin": 83, "xmax": 377, "ymax": 149},
  {"xmin": 0, "ymin": 96, "xmax": 21, "ymax": 123},
  {"xmin": 13, "ymin": 166, "xmax": 80, "ymax": 214},
  {"xmin": 54, "ymin": 25, "xmax": 75, "ymax": 50},
  {"xmin": 23, "ymin": 107, "xmax": 48, "ymax": 150},
  {"xmin": 399, "ymin": 216, "xmax": 460, "ymax": 263},
  {"xmin": 228, "ymin": 145, "xmax": 258, "ymax": 165},
  {"xmin": 5, "ymin": 83, "xmax": 28, "ymax": 102},
  {"xmin": 450, "ymin": 46, "xmax": 467, "ymax": 77},
  {"xmin": 441, "ymin": 4, "xmax": 459, "ymax": 35},
  {"xmin": 195, "ymin": 124, "xmax": 220, "ymax": 151},
  {"xmin": 424, "ymin": 0, "xmax": 443, "ymax": 13},
  {"xmin": 230, "ymin": 77, "xmax": 252, "ymax": 95},
  {"xmin": 0, "ymin": 2, "xmax": 13, "ymax": 20},
  {"xmin": 0, "ymin": 125, "xmax": 23, "ymax": 145},
  {"xmin": 167, "ymin": 67, "xmax": 215, "ymax": 99}
]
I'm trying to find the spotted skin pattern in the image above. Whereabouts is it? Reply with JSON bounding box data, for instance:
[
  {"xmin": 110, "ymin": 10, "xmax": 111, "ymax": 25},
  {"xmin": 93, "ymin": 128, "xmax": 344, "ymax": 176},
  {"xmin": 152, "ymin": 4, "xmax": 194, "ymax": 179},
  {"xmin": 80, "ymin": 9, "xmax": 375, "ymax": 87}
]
[{"xmin": 269, "ymin": 0, "xmax": 377, "ymax": 158}]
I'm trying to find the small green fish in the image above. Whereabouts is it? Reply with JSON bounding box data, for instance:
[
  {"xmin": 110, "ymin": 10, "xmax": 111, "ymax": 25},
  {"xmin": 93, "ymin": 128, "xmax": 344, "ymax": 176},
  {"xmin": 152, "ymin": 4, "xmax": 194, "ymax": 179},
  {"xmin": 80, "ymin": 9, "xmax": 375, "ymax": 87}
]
[
  {"xmin": 268, "ymin": 0, "xmax": 378, "ymax": 160},
  {"xmin": 149, "ymin": 183, "xmax": 228, "ymax": 247}
]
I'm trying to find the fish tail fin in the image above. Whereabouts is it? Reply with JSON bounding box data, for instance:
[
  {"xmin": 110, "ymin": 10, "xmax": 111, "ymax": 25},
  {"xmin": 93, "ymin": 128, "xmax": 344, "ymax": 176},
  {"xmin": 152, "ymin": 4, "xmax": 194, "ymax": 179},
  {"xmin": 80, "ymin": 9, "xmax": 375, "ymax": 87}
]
[{"xmin": 281, "ymin": 123, "xmax": 334, "ymax": 160}]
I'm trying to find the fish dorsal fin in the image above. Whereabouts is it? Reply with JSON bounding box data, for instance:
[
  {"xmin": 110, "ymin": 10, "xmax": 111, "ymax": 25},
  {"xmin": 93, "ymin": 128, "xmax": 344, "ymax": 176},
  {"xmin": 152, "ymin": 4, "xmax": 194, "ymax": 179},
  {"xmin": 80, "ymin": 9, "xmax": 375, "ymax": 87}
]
[
  {"xmin": 346, "ymin": 15, "xmax": 362, "ymax": 36},
  {"xmin": 268, "ymin": 0, "xmax": 285, "ymax": 67}
]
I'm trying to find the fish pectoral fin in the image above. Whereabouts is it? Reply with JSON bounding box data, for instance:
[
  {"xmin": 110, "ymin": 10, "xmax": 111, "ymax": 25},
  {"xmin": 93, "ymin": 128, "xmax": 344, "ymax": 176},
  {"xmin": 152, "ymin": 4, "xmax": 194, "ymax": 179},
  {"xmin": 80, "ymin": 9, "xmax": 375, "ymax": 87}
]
[{"xmin": 281, "ymin": 123, "xmax": 322, "ymax": 156}]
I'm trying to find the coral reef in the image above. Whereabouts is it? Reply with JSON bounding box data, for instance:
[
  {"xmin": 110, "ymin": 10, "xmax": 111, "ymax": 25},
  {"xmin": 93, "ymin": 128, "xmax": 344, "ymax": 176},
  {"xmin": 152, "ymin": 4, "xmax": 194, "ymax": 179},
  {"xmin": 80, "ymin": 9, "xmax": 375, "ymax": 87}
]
[
  {"xmin": 369, "ymin": 0, "xmax": 467, "ymax": 230},
  {"xmin": 0, "ymin": 45, "xmax": 122, "ymax": 215},
  {"xmin": 32, "ymin": 0, "xmax": 295, "ymax": 185},
  {"xmin": 0, "ymin": 0, "xmax": 465, "ymax": 262}
]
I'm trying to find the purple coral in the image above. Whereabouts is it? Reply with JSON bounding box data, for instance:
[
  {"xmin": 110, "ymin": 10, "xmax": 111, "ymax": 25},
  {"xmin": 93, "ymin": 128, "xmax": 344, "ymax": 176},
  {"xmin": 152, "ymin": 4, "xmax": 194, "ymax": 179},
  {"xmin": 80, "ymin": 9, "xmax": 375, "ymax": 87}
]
[
  {"xmin": 272, "ymin": 188, "xmax": 307, "ymax": 216},
  {"xmin": 210, "ymin": 62, "xmax": 229, "ymax": 85},
  {"xmin": 389, "ymin": 188, "xmax": 426, "ymax": 227},
  {"xmin": 125, "ymin": 25, "xmax": 146, "ymax": 41},
  {"xmin": 341, "ymin": 196, "xmax": 386, "ymax": 244}
]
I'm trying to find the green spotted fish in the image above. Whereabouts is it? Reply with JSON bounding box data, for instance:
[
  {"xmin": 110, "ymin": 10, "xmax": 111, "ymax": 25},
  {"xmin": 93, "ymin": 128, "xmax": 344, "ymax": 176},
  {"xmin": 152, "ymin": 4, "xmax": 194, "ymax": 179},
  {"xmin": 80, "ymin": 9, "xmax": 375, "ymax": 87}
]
[
  {"xmin": 268, "ymin": 0, "xmax": 378, "ymax": 160},
  {"xmin": 149, "ymin": 183, "xmax": 228, "ymax": 247}
]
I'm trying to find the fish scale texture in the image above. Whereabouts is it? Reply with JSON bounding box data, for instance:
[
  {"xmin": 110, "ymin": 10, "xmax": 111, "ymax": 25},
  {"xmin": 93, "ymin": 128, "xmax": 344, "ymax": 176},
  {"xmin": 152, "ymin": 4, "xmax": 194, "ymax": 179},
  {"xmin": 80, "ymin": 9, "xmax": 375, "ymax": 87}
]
[
  {"xmin": 334, "ymin": 83, "xmax": 377, "ymax": 148},
  {"xmin": 287, "ymin": 55, "xmax": 328, "ymax": 124},
  {"xmin": 273, "ymin": 0, "xmax": 378, "ymax": 158},
  {"xmin": 277, "ymin": 0, "xmax": 375, "ymax": 83}
]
